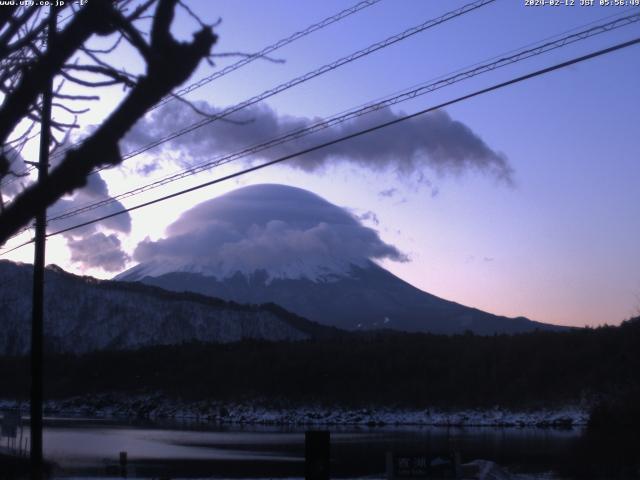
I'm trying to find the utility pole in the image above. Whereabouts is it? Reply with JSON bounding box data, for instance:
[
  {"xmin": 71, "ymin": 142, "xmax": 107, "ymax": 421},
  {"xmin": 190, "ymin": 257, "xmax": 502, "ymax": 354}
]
[{"xmin": 30, "ymin": 6, "xmax": 55, "ymax": 480}]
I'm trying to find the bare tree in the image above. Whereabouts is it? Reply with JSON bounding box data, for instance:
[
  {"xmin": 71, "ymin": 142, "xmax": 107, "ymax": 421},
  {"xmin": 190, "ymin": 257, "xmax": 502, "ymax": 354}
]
[{"xmin": 0, "ymin": 0, "xmax": 217, "ymax": 245}]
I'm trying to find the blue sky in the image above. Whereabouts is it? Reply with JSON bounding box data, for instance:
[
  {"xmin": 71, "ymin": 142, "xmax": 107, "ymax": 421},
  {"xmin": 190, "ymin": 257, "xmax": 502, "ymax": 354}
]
[{"xmin": 4, "ymin": 0, "xmax": 640, "ymax": 327}]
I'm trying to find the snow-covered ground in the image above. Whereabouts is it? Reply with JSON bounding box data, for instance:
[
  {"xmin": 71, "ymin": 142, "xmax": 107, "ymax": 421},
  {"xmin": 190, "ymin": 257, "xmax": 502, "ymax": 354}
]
[
  {"xmin": 59, "ymin": 476, "xmax": 562, "ymax": 480},
  {"xmin": 0, "ymin": 395, "xmax": 589, "ymax": 427},
  {"xmin": 58, "ymin": 476, "xmax": 561, "ymax": 480}
]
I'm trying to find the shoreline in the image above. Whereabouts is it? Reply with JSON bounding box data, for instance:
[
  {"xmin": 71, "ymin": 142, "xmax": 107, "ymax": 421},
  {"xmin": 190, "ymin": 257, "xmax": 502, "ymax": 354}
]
[{"xmin": 0, "ymin": 395, "xmax": 589, "ymax": 428}]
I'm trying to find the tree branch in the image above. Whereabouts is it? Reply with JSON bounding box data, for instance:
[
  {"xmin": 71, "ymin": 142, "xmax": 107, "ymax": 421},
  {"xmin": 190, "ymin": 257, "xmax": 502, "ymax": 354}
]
[
  {"xmin": 0, "ymin": 1, "xmax": 115, "ymax": 144},
  {"xmin": 0, "ymin": 0, "xmax": 217, "ymax": 244}
]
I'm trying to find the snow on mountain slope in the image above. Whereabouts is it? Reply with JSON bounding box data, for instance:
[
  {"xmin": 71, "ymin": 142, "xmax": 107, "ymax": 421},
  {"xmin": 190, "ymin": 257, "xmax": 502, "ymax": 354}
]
[
  {"xmin": 120, "ymin": 261, "xmax": 560, "ymax": 335},
  {"xmin": 116, "ymin": 184, "xmax": 564, "ymax": 335},
  {"xmin": 115, "ymin": 183, "xmax": 405, "ymax": 285},
  {"xmin": 0, "ymin": 261, "xmax": 333, "ymax": 355},
  {"xmin": 116, "ymin": 254, "xmax": 355, "ymax": 286}
]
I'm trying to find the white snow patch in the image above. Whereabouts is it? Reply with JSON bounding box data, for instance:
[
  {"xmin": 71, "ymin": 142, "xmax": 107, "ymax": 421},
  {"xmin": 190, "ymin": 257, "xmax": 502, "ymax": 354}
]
[
  {"xmin": 116, "ymin": 257, "xmax": 364, "ymax": 285},
  {"xmin": 0, "ymin": 397, "xmax": 589, "ymax": 428}
]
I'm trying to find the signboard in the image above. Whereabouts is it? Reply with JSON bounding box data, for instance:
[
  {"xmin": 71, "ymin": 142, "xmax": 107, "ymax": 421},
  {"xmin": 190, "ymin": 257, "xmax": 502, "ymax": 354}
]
[
  {"xmin": 1, "ymin": 409, "xmax": 20, "ymax": 438},
  {"xmin": 387, "ymin": 452, "xmax": 459, "ymax": 480}
]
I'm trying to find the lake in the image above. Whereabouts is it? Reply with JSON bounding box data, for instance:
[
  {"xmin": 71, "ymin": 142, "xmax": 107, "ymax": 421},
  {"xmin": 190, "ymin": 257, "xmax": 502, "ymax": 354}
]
[{"xmin": 21, "ymin": 418, "xmax": 600, "ymax": 479}]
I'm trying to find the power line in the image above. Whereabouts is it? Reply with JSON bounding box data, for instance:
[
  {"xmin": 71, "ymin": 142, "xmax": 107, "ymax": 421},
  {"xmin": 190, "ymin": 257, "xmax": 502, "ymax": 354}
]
[
  {"xmin": 7, "ymin": 3, "xmax": 633, "ymax": 194},
  {"xmin": 0, "ymin": 10, "xmax": 99, "ymax": 190},
  {"xmin": 0, "ymin": 237, "xmax": 33, "ymax": 256},
  {"xmin": 117, "ymin": 0, "xmax": 496, "ymax": 162},
  {"xmin": 152, "ymin": 0, "xmax": 384, "ymax": 111},
  {"xmin": 1, "ymin": 0, "xmax": 495, "ymax": 244},
  {"xmin": 47, "ymin": 0, "xmax": 383, "ymax": 161},
  {"xmin": 41, "ymin": 12, "xmax": 640, "ymax": 227},
  {"xmin": 0, "ymin": 0, "xmax": 382, "ymax": 193},
  {"xmin": 4, "ymin": 9, "xmax": 636, "ymax": 243},
  {"xmin": 0, "ymin": 165, "xmax": 35, "ymax": 185},
  {"xmin": 333, "ymin": 6, "xmax": 640, "ymax": 117},
  {"xmin": 4, "ymin": 0, "xmax": 372, "ymax": 187},
  {"xmin": 2, "ymin": 34, "xmax": 634, "ymax": 254},
  {"xmin": 49, "ymin": 0, "xmax": 496, "ymax": 167},
  {"xmin": 27, "ymin": 0, "xmax": 497, "ymax": 222}
]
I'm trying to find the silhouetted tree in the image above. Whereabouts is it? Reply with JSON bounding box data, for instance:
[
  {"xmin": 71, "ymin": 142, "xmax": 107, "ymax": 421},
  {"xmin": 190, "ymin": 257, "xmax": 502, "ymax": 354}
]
[{"xmin": 0, "ymin": 0, "xmax": 217, "ymax": 244}]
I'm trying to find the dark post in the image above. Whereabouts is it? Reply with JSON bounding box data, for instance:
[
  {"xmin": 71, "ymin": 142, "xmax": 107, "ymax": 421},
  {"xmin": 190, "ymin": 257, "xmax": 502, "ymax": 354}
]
[
  {"xmin": 386, "ymin": 451, "xmax": 394, "ymax": 480},
  {"xmin": 119, "ymin": 451, "xmax": 128, "ymax": 477},
  {"xmin": 305, "ymin": 430, "xmax": 330, "ymax": 480},
  {"xmin": 30, "ymin": 6, "xmax": 55, "ymax": 480}
]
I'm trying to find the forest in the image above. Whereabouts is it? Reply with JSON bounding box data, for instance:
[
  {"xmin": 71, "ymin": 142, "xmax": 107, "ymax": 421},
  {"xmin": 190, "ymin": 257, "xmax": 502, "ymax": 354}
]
[{"xmin": 0, "ymin": 316, "xmax": 638, "ymax": 415}]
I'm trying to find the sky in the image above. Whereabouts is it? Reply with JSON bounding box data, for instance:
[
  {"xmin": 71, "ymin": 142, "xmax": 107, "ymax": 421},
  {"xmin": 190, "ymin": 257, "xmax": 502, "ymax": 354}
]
[{"xmin": 2, "ymin": 0, "xmax": 640, "ymax": 327}]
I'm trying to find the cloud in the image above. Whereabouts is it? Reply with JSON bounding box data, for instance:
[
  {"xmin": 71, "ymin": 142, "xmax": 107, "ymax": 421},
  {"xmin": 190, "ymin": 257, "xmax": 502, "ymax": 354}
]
[
  {"xmin": 0, "ymin": 137, "xmax": 130, "ymax": 273},
  {"xmin": 47, "ymin": 173, "xmax": 131, "ymax": 236},
  {"xmin": 132, "ymin": 184, "xmax": 405, "ymax": 279},
  {"xmin": 47, "ymin": 173, "xmax": 131, "ymax": 272},
  {"xmin": 122, "ymin": 101, "xmax": 513, "ymax": 183},
  {"xmin": 67, "ymin": 233, "xmax": 130, "ymax": 272},
  {"xmin": 378, "ymin": 188, "xmax": 398, "ymax": 198},
  {"xmin": 357, "ymin": 210, "xmax": 380, "ymax": 226},
  {"xmin": 45, "ymin": 149, "xmax": 132, "ymax": 271}
]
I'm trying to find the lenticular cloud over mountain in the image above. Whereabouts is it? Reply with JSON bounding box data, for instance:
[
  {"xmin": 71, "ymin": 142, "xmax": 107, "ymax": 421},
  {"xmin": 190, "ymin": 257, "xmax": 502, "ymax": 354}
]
[
  {"xmin": 130, "ymin": 184, "xmax": 406, "ymax": 281},
  {"xmin": 120, "ymin": 183, "xmax": 560, "ymax": 334}
]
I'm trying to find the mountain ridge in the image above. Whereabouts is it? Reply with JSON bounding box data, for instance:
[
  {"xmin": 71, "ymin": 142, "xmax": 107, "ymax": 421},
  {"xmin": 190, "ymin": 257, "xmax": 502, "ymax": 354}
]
[
  {"xmin": 118, "ymin": 259, "xmax": 565, "ymax": 335},
  {"xmin": 0, "ymin": 260, "xmax": 339, "ymax": 354}
]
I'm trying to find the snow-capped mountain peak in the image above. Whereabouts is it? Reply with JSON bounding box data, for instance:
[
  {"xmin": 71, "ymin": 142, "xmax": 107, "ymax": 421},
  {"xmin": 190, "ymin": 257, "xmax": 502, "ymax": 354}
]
[
  {"xmin": 116, "ymin": 255, "xmax": 368, "ymax": 285},
  {"xmin": 113, "ymin": 185, "xmax": 564, "ymax": 335}
]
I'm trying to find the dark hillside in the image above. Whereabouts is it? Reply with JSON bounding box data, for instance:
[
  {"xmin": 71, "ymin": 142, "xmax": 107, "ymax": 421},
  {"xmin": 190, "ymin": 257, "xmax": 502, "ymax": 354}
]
[{"xmin": 0, "ymin": 317, "xmax": 638, "ymax": 409}]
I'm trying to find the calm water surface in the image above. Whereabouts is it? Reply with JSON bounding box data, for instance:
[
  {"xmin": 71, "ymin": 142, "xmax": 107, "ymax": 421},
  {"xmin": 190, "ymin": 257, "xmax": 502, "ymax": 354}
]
[{"xmin": 30, "ymin": 417, "xmax": 592, "ymax": 479}]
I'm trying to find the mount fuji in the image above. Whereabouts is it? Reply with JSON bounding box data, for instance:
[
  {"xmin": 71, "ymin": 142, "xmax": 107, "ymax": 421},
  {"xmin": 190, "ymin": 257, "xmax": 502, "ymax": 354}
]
[{"xmin": 116, "ymin": 184, "xmax": 561, "ymax": 335}]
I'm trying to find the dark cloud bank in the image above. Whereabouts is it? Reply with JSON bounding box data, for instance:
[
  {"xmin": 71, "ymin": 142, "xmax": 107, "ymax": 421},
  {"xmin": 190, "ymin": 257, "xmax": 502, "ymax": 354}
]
[
  {"xmin": 46, "ymin": 158, "xmax": 131, "ymax": 272},
  {"xmin": 0, "ymin": 145, "xmax": 130, "ymax": 272},
  {"xmin": 123, "ymin": 101, "xmax": 513, "ymax": 183},
  {"xmin": 1, "ymin": 99, "xmax": 512, "ymax": 273},
  {"xmin": 116, "ymin": 101, "xmax": 512, "ymax": 274}
]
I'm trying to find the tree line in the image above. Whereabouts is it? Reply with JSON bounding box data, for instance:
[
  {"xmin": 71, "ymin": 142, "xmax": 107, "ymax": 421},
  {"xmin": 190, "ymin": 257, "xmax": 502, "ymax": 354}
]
[{"xmin": 0, "ymin": 317, "xmax": 638, "ymax": 411}]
